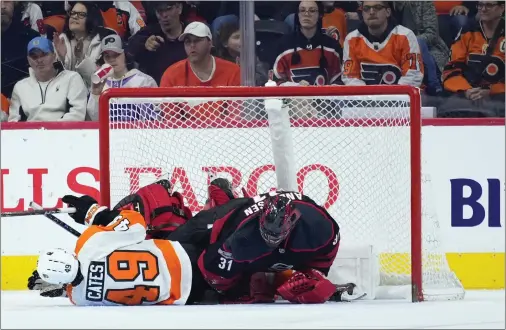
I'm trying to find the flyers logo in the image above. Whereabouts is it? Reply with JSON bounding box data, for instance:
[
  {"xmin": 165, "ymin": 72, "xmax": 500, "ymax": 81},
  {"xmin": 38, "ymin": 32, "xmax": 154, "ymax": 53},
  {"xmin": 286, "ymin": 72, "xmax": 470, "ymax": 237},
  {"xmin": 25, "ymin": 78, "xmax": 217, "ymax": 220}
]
[
  {"xmin": 468, "ymin": 54, "xmax": 505, "ymax": 83},
  {"xmin": 290, "ymin": 67, "xmax": 328, "ymax": 85},
  {"xmin": 360, "ymin": 63, "xmax": 402, "ymax": 85},
  {"xmin": 103, "ymin": 36, "xmax": 117, "ymax": 46}
]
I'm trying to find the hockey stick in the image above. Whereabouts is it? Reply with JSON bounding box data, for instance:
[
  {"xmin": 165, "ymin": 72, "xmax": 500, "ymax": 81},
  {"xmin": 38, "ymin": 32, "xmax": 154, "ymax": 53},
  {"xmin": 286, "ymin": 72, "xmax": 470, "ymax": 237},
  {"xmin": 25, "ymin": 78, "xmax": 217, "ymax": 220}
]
[
  {"xmin": 1, "ymin": 207, "xmax": 77, "ymax": 217},
  {"xmin": 30, "ymin": 202, "xmax": 81, "ymax": 237}
]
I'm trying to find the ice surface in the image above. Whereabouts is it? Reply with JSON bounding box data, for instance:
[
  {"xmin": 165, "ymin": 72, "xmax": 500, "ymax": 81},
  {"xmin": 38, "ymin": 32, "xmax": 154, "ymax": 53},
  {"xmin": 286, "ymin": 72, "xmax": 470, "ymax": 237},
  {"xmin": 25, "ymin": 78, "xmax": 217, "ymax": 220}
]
[{"xmin": 2, "ymin": 290, "xmax": 504, "ymax": 329}]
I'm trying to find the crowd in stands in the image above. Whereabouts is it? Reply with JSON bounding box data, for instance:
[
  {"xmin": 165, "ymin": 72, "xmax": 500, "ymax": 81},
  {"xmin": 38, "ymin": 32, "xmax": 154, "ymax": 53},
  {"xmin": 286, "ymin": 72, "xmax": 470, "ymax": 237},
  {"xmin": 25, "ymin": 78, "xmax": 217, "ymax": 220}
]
[{"xmin": 1, "ymin": 1, "xmax": 504, "ymax": 122}]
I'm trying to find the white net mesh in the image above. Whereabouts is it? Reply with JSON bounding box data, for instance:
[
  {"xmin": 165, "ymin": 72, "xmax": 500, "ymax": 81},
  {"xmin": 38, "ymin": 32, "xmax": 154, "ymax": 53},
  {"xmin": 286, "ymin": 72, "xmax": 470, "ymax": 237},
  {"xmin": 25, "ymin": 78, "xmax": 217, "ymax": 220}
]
[{"xmin": 102, "ymin": 89, "xmax": 464, "ymax": 301}]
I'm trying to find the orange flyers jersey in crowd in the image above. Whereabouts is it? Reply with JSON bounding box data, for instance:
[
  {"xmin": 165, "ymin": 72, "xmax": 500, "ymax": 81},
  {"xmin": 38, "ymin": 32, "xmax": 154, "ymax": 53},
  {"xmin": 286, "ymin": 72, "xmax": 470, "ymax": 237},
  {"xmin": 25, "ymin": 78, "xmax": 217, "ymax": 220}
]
[
  {"xmin": 442, "ymin": 19, "xmax": 505, "ymax": 95},
  {"xmin": 1, "ymin": 94, "xmax": 9, "ymax": 114},
  {"xmin": 160, "ymin": 57, "xmax": 241, "ymax": 122},
  {"xmin": 101, "ymin": 5, "xmax": 145, "ymax": 39},
  {"xmin": 273, "ymin": 36, "xmax": 342, "ymax": 85},
  {"xmin": 342, "ymin": 24, "xmax": 424, "ymax": 87},
  {"xmin": 66, "ymin": 210, "xmax": 193, "ymax": 306},
  {"xmin": 322, "ymin": 8, "xmax": 347, "ymax": 47}
]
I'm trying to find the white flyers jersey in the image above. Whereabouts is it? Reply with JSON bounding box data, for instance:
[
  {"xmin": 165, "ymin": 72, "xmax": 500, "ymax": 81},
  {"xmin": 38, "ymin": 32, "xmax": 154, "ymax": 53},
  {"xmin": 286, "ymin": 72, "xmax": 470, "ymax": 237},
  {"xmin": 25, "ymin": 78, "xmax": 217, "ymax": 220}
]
[{"xmin": 65, "ymin": 210, "xmax": 193, "ymax": 306}]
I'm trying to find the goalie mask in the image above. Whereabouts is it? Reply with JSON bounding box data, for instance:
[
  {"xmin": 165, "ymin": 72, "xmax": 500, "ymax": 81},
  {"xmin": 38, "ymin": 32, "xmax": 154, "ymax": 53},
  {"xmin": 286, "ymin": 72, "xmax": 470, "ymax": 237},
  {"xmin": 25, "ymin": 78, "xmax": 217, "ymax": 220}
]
[
  {"xmin": 259, "ymin": 195, "xmax": 301, "ymax": 247},
  {"xmin": 114, "ymin": 179, "xmax": 192, "ymax": 239}
]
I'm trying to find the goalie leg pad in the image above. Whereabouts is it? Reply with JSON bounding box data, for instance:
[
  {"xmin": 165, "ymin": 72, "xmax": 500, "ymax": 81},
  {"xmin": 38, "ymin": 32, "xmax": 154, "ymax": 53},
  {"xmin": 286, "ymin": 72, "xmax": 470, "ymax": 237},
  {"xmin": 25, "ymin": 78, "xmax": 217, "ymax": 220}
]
[{"xmin": 277, "ymin": 269, "xmax": 337, "ymax": 304}]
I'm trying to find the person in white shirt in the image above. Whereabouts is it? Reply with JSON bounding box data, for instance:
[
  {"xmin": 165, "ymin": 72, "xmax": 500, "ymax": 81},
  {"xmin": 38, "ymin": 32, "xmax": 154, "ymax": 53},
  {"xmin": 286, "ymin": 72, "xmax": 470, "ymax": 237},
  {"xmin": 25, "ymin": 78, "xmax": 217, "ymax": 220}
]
[
  {"xmin": 86, "ymin": 34, "xmax": 157, "ymax": 121},
  {"xmin": 53, "ymin": 2, "xmax": 116, "ymax": 91},
  {"xmin": 8, "ymin": 36, "xmax": 87, "ymax": 122}
]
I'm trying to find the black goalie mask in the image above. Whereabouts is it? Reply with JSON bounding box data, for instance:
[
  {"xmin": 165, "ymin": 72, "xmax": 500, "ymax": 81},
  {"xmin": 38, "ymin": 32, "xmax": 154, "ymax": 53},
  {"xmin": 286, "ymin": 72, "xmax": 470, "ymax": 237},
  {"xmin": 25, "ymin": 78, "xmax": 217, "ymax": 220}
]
[{"xmin": 259, "ymin": 195, "xmax": 301, "ymax": 247}]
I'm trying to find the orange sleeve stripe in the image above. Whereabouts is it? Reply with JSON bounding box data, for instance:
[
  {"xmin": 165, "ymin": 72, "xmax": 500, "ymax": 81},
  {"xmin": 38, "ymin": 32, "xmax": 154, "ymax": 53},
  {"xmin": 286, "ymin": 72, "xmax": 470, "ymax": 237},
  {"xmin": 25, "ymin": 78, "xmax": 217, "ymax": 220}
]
[
  {"xmin": 66, "ymin": 285, "xmax": 76, "ymax": 305},
  {"xmin": 74, "ymin": 211, "xmax": 147, "ymax": 255},
  {"xmin": 153, "ymin": 240, "xmax": 182, "ymax": 305}
]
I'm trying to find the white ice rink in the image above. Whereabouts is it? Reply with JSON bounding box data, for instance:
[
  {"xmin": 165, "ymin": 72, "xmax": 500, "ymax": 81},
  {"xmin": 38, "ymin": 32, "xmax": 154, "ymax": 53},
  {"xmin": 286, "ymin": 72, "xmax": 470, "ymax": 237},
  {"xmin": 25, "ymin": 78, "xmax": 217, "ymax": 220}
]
[{"xmin": 2, "ymin": 290, "xmax": 504, "ymax": 329}]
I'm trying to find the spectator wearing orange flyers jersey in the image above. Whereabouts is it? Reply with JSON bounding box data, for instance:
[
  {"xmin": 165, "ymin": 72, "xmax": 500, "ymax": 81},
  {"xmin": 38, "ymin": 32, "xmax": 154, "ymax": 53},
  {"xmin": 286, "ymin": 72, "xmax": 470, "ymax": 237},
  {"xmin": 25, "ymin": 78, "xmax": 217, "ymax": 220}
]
[
  {"xmin": 160, "ymin": 22, "xmax": 241, "ymax": 122},
  {"xmin": 160, "ymin": 22, "xmax": 240, "ymax": 88}
]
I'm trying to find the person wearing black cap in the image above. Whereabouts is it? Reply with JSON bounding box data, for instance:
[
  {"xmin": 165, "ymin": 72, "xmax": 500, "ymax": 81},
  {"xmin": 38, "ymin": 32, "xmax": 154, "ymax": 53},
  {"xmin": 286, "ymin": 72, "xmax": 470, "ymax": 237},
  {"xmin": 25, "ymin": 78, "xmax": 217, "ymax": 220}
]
[{"xmin": 272, "ymin": 0, "xmax": 343, "ymax": 86}]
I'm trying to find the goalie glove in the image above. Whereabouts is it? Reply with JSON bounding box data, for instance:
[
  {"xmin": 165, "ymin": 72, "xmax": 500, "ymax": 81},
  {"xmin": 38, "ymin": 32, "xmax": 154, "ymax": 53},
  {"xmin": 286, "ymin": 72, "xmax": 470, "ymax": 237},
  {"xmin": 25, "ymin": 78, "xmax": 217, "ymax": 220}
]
[
  {"xmin": 277, "ymin": 269, "xmax": 336, "ymax": 304},
  {"xmin": 27, "ymin": 270, "xmax": 67, "ymax": 298}
]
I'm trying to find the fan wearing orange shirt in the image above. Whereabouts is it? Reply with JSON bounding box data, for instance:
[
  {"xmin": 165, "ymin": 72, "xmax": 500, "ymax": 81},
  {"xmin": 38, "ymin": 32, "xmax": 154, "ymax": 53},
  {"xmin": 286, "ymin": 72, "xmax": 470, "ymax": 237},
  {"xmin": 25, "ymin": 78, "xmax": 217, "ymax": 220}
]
[{"xmin": 160, "ymin": 22, "xmax": 241, "ymax": 122}]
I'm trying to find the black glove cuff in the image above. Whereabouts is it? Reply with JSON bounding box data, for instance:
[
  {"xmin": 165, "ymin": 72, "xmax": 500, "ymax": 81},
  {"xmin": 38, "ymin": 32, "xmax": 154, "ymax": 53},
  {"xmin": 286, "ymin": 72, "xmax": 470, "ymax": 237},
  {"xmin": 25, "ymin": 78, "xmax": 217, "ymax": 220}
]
[{"xmin": 93, "ymin": 209, "xmax": 121, "ymax": 227}]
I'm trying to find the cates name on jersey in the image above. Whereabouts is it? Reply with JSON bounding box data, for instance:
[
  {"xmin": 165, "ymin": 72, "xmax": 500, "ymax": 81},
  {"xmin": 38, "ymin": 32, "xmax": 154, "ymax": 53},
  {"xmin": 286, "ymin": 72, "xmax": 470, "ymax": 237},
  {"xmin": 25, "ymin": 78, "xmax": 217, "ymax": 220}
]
[{"xmin": 86, "ymin": 261, "xmax": 106, "ymax": 302}]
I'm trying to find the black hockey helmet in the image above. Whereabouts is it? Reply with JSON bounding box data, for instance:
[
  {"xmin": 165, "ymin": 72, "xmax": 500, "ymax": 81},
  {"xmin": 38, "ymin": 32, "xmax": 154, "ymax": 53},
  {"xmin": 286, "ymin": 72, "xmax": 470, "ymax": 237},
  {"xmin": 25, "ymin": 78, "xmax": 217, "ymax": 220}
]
[{"xmin": 259, "ymin": 195, "xmax": 301, "ymax": 247}]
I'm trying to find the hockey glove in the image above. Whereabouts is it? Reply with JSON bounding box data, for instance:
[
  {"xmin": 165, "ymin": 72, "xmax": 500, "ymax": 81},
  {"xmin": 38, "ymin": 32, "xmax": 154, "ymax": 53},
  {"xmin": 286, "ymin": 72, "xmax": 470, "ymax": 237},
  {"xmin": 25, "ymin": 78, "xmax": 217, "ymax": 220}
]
[
  {"xmin": 62, "ymin": 195, "xmax": 107, "ymax": 226},
  {"xmin": 203, "ymin": 178, "xmax": 236, "ymax": 210},
  {"xmin": 277, "ymin": 269, "xmax": 336, "ymax": 304},
  {"xmin": 113, "ymin": 179, "xmax": 191, "ymax": 239},
  {"xmin": 27, "ymin": 270, "xmax": 67, "ymax": 298}
]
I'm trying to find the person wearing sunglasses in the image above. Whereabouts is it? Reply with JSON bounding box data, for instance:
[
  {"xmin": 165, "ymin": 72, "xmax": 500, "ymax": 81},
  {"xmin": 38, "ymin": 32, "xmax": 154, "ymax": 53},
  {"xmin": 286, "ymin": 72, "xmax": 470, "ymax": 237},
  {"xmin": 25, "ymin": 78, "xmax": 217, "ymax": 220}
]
[{"xmin": 440, "ymin": 1, "xmax": 505, "ymax": 117}]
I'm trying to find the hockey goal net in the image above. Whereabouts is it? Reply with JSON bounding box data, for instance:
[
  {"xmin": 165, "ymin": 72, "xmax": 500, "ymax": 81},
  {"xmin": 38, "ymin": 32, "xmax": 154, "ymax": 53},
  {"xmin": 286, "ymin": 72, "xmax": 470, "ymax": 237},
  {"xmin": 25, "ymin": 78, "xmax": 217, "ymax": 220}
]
[{"xmin": 98, "ymin": 85, "xmax": 464, "ymax": 302}]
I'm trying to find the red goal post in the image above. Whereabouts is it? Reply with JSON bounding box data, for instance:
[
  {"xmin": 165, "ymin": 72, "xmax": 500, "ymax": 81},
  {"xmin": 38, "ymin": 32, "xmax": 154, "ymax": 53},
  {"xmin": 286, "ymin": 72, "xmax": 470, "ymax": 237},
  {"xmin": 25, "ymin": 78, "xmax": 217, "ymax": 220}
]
[{"xmin": 98, "ymin": 85, "xmax": 428, "ymax": 301}]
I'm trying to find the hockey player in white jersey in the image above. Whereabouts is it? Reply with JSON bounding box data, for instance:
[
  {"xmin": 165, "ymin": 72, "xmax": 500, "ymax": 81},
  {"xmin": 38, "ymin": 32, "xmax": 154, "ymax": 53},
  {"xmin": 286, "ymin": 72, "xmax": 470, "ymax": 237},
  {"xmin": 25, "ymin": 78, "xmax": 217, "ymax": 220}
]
[{"xmin": 31, "ymin": 193, "xmax": 209, "ymax": 306}]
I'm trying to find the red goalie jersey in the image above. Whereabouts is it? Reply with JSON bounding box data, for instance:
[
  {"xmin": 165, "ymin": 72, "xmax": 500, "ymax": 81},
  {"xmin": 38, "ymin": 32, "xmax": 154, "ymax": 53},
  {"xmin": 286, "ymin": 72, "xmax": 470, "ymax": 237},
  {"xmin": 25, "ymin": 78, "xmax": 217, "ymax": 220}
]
[
  {"xmin": 342, "ymin": 22, "xmax": 424, "ymax": 87},
  {"xmin": 66, "ymin": 210, "xmax": 193, "ymax": 306}
]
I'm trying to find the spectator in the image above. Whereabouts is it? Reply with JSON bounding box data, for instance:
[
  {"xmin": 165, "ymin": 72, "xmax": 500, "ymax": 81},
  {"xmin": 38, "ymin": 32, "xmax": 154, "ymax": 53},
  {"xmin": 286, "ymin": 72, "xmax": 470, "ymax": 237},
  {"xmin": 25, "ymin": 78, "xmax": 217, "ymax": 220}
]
[
  {"xmin": 129, "ymin": 1, "xmax": 147, "ymax": 22},
  {"xmin": 273, "ymin": 0, "xmax": 342, "ymax": 86},
  {"xmin": 160, "ymin": 22, "xmax": 241, "ymax": 122},
  {"xmin": 434, "ymin": 1, "xmax": 475, "ymax": 47},
  {"xmin": 342, "ymin": 1, "xmax": 424, "ymax": 87},
  {"xmin": 87, "ymin": 34, "xmax": 157, "ymax": 121},
  {"xmin": 1, "ymin": 0, "xmax": 40, "ymax": 98},
  {"xmin": 39, "ymin": 1, "xmax": 68, "ymax": 35},
  {"xmin": 440, "ymin": 1, "xmax": 505, "ymax": 117},
  {"xmin": 285, "ymin": 1, "xmax": 348, "ymax": 47},
  {"xmin": 19, "ymin": 2, "xmax": 45, "ymax": 35},
  {"xmin": 95, "ymin": 1, "xmax": 145, "ymax": 41},
  {"xmin": 391, "ymin": 1, "xmax": 449, "ymax": 95},
  {"xmin": 211, "ymin": 1, "xmax": 292, "ymax": 38},
  {"xmin": 8, "ymin": 36, "xmax": 87, "ymax": 122},
  {"xmin": 321, "ymin": 1, "xmax": 347, "ymax": 47},
  {"xmin": 160, "ymin": 21, "xmax": 240, "ymax": 87},
  {"xmin": 215, "ymin": 22, "xmax": 270, "ymax": 86},
  {"xmin": 127, "ymin": 1, "xmax": 187, "ymax": 84},
  {"xmin": 53, "ymin": 2, "xmax": 116, "ymax": 91},
  {"xmin": 1, "ymin": 93, "xmax": 9, "ymax": 122}
]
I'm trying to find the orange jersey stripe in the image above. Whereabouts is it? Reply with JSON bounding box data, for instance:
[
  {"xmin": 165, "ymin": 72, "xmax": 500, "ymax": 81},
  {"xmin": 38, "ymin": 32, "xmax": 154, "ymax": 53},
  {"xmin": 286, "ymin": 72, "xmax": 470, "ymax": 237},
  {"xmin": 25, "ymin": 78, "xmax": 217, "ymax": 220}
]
[
  {"xmin": 154, "ymin": 240, "xmax": 182, "ymax": 305},
  {"xmin": 74, "ymin": 210, "xmax": 147, "ymax": 255}
]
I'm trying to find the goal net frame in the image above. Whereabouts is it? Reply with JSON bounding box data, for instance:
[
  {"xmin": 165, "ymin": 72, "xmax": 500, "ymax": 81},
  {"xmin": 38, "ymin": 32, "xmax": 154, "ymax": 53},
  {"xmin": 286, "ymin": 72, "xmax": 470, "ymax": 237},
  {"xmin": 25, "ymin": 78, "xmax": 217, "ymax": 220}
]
[{"xmin": 98, "ymin": 85, "xmax": 425, "ymax": 301}]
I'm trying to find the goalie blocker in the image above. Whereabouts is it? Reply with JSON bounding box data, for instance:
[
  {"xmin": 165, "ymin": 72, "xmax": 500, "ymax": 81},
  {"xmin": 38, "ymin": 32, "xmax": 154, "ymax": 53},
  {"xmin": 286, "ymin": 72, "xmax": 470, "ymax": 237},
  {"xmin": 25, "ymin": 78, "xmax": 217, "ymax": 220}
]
[{"xmin": 170, "ymin": 190, "xmax": 341, "ymax": 304}]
